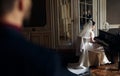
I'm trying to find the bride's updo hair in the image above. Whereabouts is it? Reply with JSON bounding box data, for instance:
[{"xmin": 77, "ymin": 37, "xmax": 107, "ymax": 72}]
[{"xmin": 92, "ymin": 21, "xmax": 95, "ymax": 26}]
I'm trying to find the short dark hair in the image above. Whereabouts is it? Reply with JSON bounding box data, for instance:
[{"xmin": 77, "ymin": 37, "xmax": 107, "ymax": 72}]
[{"xmin": 0, "ymin": 0, "xmax": 16, "ymax": 16}]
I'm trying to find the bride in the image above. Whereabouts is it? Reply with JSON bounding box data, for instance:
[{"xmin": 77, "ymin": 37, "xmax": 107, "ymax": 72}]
[{"xmin": 67, "ymin": 20, "xmax": 110, "ymax": 73}]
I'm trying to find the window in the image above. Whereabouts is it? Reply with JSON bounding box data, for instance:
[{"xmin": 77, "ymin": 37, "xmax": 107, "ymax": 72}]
[{"xmin": 79, "ymin": 0, "xmax": 93, "ymax": 30}]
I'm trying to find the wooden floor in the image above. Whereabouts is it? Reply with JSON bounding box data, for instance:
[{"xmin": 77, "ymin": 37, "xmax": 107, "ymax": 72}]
[{"xmin": 91, "ymin": 60, "xmax": 120, "ymax": 76}]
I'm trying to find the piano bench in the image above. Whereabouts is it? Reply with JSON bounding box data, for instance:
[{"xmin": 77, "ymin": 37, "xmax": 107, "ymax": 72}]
[{"xmin": 88, "ymin": 50, "xmax": 105, "ymax": 66}]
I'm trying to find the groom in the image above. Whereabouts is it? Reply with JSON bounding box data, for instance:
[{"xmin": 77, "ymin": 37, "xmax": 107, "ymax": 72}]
[{"xmin": 0, "ymin": 0, "xmax": 77, "ymax": 76}]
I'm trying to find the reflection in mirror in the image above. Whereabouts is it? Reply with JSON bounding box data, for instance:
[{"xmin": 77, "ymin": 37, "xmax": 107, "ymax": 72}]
[
  {"xmin": 80, "ymin": 4, "xmax": 86, "ymax": 17},
  {"xmin": 58, "ymin": 0, "xmax": 72, "ymax": 45},
  {"xmin": 79, "ymin": 0, "xmax": 93, "ymax": 31},
  {"xmin": 87, "ymin": 5, "xmax": 92, "ymax": 16},
  {"xmin": 86, "ymin": 0, "xmax": 92, "ymax": 4}
]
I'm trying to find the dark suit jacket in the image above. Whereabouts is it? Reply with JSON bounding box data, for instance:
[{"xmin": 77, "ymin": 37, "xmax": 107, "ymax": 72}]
[{"xmin": 0, "ymin": 23, "xmax": 77, "ymax": 76}]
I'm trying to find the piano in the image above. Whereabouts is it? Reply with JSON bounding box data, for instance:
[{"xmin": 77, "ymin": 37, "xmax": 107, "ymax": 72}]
[{"xmin": 95, "ymin": 29, "xmax": 120, "ymax": 70}]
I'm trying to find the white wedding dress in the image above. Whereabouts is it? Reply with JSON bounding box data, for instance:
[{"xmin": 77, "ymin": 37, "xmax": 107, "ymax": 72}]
[{"xmin": 67, "ymin": 21, "xmax": 110, "ymax": 74}]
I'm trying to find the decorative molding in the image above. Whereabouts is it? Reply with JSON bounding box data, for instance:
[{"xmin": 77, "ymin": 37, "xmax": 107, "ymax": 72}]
[
  {"xmin": 99, "ymin": 0, "xmax": 107, "ymax": 30},
  {"xmin": 23, "ymin": 0, "xmax": 53, "ymax": 48},
  {"xmin": 31, "ymin": 32, "xmax": 51, "ymax": 48},
  {"xmin": 23, "ymin": 31, "xmax": 52, "ymax": 48},
  {"xmin": 109, "ymin": 24, "xmax": 120, "ymax": 28},
  {"xmin": 92, "ymin": 0, "xmax": 107, "ymax": 36},
  {"xmin": 93, "ymin": 0, "xmax": 98, "ymax": 36}
]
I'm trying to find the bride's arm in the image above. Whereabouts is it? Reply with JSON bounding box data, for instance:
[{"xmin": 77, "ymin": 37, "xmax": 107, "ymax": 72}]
[{"xmin": 90, "ymin": 32, "xmax": 95, "ymax": 43}]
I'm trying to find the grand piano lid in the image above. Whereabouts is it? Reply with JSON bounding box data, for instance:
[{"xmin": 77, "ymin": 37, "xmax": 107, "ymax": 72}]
[
  {"xmin": 100, "ymin": 28, "xmax": 120, "ymax": 36},
  {"xmin": 108, "ymin": 28, "xmax": 120, "ymax": 35}
]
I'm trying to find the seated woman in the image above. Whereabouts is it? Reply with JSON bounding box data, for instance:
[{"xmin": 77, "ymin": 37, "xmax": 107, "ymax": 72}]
[
  {"xmin": 86, "ymin": 21, "xmax": 111, "ymax": 66},
  {"xmin": 67, "ymin": 20, "xmax": 110, "ymax": 71}
]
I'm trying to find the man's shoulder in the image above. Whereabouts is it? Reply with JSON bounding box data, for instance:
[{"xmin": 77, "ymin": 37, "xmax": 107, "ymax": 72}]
[
  {"xmin": 0, "ymin": 26, "xmax": 54, "ymax": 53},
  {"xmin": 0, "ymin": 25, "xmax": 58, "ymax": 58}
]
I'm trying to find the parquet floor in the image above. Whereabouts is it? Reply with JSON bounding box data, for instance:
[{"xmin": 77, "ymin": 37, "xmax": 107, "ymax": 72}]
[{"xmin": 91, "ymin": 59, "xmax": 120, "ymax": 76}]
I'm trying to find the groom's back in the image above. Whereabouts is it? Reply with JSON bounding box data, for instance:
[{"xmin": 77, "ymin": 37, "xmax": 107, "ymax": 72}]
[
  {"xmin": 0, "ymin": 25, "xmax": 60, "ymax": 76},
  {"xmin": 0, "ymin": 25, "xmax": 78, "ymax": 76}
]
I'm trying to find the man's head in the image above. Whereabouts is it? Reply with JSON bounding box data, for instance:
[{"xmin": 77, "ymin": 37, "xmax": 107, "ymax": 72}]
[{"xmin": 0, "ymin": 0, "xmax": 32, "ymax": 26}]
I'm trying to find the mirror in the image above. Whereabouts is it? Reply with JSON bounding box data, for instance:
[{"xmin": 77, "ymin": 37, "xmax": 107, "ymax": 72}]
[
  {"xmin": 79, "ymin": 0, "xmax": 93, "ymax": 31},
  {"xmin": 58, "ymin": 0, "xmax": 72, "ymax": 45},
  {"xmin": 56, "ymin": 0, "xmax": 93, "ymax": 46}
]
